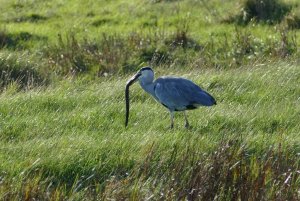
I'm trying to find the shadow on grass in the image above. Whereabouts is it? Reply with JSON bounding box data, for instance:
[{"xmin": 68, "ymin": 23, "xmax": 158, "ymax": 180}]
[{"xmin": 0, "ymin": 31, "xmax": 47, "ymax": 49}]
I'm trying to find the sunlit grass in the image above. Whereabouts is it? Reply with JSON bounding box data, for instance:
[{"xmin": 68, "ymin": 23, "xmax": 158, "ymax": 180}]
[
  {"xmin": 0, "ymin": 61, "xmax": 299, "ymax": 199},
  {"xmin": 0, "ymin": 0, "xmax": 300, "ymax": 199}
]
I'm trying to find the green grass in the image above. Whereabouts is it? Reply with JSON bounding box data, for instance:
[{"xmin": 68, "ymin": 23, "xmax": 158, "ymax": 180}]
[
  {"xmin": 1, "ymin": 0, "xmax": 299, "ymax": 80},
  {"xmin": 1, "ymin": 0, "xmax": 299, "ymax": 47},
  {"xmin": 0, "ymin": 61, "xmax": 299, "ymax": 199},
  {"xmin": 0, "ymin": 0, "xmax": 300, "ymax": 199}
]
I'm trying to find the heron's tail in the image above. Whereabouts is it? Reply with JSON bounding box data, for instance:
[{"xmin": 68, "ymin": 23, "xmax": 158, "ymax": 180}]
[{"xmin": 196, "ymin": 91, "xmax": 217, "ymax": 106}]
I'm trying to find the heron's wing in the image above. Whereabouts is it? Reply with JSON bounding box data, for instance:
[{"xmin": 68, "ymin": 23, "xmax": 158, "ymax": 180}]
[{"xmin": 154, "ymin": 77, "xmax": 216, "ymax": 111}]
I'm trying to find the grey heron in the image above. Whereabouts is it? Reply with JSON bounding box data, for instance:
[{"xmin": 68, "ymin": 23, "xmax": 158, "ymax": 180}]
[{"xmin": 125, "ymin": 67, "xmax": 216, "ymax": 128}]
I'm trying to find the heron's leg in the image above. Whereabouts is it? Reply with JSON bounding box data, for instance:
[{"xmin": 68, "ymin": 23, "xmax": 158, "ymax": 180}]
[
  {"xmin": 170, "ymin": 111, "xmax": 174, "ymax": 129},
  {"xmin": 184, "ymin": 111, "xmax": 190, "ymax": 128}
]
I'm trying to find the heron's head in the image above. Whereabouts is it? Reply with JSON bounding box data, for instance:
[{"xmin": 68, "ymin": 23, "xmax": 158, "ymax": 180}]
[
  {"xmin": 126, "ymin": 66, "xmax": 154, "ymax": 86},
  {"xmin": 138, "ymin": 67, "xmax": 154, "ymax": 84}
]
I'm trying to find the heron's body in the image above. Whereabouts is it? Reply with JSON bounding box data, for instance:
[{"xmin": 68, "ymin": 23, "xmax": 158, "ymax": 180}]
[{"xmin": 125, "ymin": 67, "xmax": 216, "ymax": 128}]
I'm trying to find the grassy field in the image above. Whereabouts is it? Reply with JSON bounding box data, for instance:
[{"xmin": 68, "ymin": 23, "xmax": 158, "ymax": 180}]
[
  {"xmin": 1, "ymin": 61, "xmax": 299, "ymax": 200},
  {"xmin": 0, "ymin": 0, "xmax": 300, "ymax": 200}
]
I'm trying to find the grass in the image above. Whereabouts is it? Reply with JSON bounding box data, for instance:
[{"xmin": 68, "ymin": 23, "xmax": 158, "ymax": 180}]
[
  {"xmin": 0, "ymin": 0, "xmax": 300, "ymax": 199},
  {"xmin": 0, "ymin": 61, "xmax": 299, "ymax": 199},
  {"xmin": 1, "ymin": 1, "xmax": 300, "ymax": 74},
  {"xmin": 0, "ymin": 0, "xmax": 299, "ymax": 80}
]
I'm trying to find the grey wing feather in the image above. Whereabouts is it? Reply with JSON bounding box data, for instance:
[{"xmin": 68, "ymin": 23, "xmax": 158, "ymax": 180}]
[{"xmin": 154, "ymin": 77, "xmax": 216, "ymax": 111}]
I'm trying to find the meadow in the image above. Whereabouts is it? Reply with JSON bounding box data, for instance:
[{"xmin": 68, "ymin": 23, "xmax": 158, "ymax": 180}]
[{"xmin": 0, "ymin": 0, "xmax": 300, "ymax": 200}]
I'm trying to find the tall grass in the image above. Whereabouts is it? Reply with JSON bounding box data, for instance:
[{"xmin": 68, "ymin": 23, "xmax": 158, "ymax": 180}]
[
  {"xmin": 0, "ymin": 62, "xmax": 299, "ymax": 199},
  {"xmin": 2, "ymin": 140, "xmax": 299, "ymax": 200},
  {"xmin": 0, "ymin": 0, "xmax": 299, "ymax": 89},
  {"xmin": 0, "ymin": 51, "xmax": 47, "ymax": 89},
  {"xmin": 42, "ymin": 25, "xmax": 299, "ymax": 77},
  {"xmin": 0, "ymin": 0, "xmax": 300, "ymax": 199},
  {"xmin": 225, "ymin": 0, "xmax": 292, "ymax": 25},
  {"xmin": 0, "ymin": 25, "xmax": 298, "ymax": 89}
]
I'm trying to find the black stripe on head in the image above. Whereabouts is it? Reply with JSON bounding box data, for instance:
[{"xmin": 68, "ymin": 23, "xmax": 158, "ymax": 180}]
[{"xmin": 140, "ymin": 67, "xmax": 153, "ymax": 72}]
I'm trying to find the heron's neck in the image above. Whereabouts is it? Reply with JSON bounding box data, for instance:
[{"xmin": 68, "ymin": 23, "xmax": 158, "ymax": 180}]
[{"xmin": 139, "ymin": 80, "xmax": 156, "ymax": 98}]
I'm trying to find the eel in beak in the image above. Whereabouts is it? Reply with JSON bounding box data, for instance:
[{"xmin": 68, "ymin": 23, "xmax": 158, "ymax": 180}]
[{"xmin": 125, "ymin": 72, "xmax": 141, "ymax": 127}]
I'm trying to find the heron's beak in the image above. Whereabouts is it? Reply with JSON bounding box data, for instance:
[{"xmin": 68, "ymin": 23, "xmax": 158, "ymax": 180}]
[
  {"xmin": 126, "ymin": 72, "xmax": 141, "ymax": 86},
  {"xmin": 125, "ymin": 72, "xmax": 141, "ymax": 127}
]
